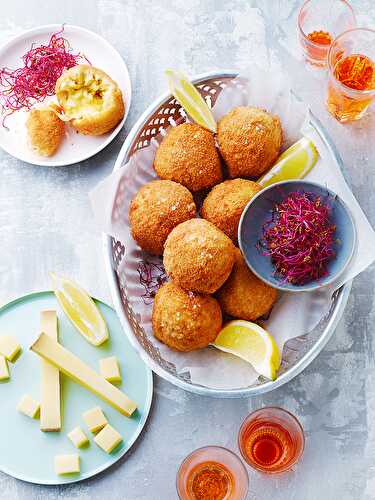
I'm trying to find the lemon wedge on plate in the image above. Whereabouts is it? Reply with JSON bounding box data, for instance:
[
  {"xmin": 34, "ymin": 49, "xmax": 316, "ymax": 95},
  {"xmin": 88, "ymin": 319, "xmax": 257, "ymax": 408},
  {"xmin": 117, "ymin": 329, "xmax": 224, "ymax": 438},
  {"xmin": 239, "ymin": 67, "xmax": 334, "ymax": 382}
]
[
  {"xmin": 50, "ymin": 273, "xmax": 109, "ymax": 346},
  {"xmin": 258, "ymin": 137, "xmax": 318, "ymax": 188},
  {"xmin": 212, "ymin": 320, "xmax": 281, "ymax": 380},
  {"xmin": 165, "ymin": 69, "xmax": 217, "ymax": 133}
]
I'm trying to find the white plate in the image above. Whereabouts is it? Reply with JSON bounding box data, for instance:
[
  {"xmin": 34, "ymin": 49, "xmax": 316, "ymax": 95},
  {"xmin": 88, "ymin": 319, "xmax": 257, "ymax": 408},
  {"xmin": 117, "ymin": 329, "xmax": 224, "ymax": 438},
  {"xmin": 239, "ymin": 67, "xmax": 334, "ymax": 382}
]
[{"xmin": 0, "ymin": 24, "xmax": 131, "ymax": 167}]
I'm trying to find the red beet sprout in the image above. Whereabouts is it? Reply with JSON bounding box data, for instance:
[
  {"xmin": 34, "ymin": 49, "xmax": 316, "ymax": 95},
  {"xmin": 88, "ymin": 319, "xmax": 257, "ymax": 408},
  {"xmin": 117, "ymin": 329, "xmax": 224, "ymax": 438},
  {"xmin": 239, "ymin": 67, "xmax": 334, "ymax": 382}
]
[
  {"xmin": 258, "ymin": 191, "xmax": 336, "ymax": 285},
  {"xmin": 137, "ymin": 260, "xmax": 168, "ymax": 304},
  {"xmin": 0, "ymin": 26, "xmax": 88, "ymax": 126}
]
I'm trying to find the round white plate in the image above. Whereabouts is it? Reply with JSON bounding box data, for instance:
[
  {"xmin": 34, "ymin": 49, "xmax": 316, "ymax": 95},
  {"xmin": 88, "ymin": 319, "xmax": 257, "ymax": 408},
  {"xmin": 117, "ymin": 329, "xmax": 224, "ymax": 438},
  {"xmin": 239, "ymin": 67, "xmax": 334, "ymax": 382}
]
[
  {"xmin": 0, "ymin": 291, "xmax": 152, "ymax": 485},
  {"xmin": 0, "ymin": 24, "xmax": 132, "ymax": 166}
]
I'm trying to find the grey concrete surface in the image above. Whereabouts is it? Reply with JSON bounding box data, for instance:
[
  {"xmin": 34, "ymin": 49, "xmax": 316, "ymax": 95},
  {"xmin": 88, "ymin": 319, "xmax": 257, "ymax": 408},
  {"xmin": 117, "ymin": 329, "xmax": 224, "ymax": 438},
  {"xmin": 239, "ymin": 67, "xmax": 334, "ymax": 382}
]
[{"xmin": 0, "ymin": 1, "xmax": 375, "ymax": 499}]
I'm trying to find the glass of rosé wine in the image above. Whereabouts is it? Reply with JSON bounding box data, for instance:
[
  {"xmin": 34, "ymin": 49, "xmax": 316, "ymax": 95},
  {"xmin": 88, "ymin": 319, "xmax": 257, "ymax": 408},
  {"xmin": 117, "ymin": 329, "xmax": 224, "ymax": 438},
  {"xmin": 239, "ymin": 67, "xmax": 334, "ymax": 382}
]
[
  {"xmin": 238, "ymin": 407, "xmax": 305, "ymax": 474},
  {"xmin": 176, "ymin": 446, "xmax": 249, "ymax": 500}
]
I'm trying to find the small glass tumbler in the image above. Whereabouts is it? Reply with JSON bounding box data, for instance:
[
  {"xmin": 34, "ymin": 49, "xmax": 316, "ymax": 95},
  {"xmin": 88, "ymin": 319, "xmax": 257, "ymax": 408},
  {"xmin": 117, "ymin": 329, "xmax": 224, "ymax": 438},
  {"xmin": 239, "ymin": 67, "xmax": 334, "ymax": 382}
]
[
  {"xmin": 238, "ymin": 407, "xmax": 305, "ymax": 474},
  {"xmin": 298, "ymin": 0, "xmax": 356, "ymax": 66},
  {"xmin": 326, "ymin": 28, "xmax": 375, "ymax": 122},
  {"xmin": 176, "ymin": 446, "xmax": 249, "ymax": 500}
]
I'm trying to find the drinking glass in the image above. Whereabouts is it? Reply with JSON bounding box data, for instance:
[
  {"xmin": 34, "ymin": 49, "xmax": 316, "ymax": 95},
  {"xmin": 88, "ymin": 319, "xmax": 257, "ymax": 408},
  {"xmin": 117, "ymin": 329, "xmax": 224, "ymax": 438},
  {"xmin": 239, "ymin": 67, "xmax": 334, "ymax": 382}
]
[
  {"xmin": 298, "ymin": 0, "xmax": 356, "ymax": 66},
  {"xmin": 326, "ymin": 28, "xmax": 375, "ymax": 122},
  {"xmin": 176, "ymin": 446, "xmax": 249, "ymax": 500},
  {"xmin": 238, "ymin": 407, "xmax": 305, "ymax": 474}
]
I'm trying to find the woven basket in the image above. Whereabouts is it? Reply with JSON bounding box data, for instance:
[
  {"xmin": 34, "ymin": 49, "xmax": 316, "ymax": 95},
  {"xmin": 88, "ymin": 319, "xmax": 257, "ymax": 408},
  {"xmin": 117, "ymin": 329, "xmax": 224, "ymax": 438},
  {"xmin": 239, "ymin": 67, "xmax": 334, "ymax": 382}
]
[{"xmin": 105, "ymin": 71, "xmax": 351, "ymax": 397}]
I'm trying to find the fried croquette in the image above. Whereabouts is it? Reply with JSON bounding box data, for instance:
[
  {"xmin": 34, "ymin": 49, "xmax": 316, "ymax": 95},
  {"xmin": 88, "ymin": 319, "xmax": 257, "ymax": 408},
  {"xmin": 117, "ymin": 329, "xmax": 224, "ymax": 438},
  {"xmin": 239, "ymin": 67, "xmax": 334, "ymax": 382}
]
[
  {"xmin": 201, "ymin": 179, "xmax": 262, "ymax": 242},
  {"xmin": 129, "ymin": 180, "xmax": 196, "ymax": 255},
  {"xmin": 163, "ymin": 219, "xmax": 236, "ymax": 294},
  {"xmin": 152, "ymin": 282, "xmax": 222, "ymax": 351},
  {"xmin": 154, "ymin": 123, "xmax": 223, "ymax": 192},
  {"xmin": 56, "ymin": 65, "xmax": 125, "ymax": 135},
  {"xmin": 217, "ymin": 106, "xmax": 282, "ymax": 178},
  {"xmin": 26, "ymin": 107, "xmax": 65, "ymax": 157},
  {"xmin": 217, "ymin": 248, "xmax": 277, "ymax": 320}
]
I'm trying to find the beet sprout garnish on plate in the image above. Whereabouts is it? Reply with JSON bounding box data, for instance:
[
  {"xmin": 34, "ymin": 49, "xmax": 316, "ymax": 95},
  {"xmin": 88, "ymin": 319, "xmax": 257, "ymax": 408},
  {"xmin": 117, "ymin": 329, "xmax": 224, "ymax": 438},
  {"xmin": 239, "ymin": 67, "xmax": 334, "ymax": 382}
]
[
  {"xmin": 258, "ymin": 191, "xmax": 336, "ymax": 285},
  {"xmin": 0, "ymin": 25, "xmax": 89, "ymax": 127},
  {"xmin": 137, "ymin": 260, "xmax": 168, "ymax": 304}
]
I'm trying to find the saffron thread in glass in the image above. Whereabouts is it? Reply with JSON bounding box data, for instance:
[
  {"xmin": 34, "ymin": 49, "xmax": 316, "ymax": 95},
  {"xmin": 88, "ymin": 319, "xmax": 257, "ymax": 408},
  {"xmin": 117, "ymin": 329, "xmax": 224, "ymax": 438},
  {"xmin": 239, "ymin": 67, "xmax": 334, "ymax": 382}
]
[
  {"xmin": 307, "ymin": 30, "xmax": 332, "ymax": 46},
  {"xmin": 334, "ymin": 53, "xmax": 375, "ymax": 91}
]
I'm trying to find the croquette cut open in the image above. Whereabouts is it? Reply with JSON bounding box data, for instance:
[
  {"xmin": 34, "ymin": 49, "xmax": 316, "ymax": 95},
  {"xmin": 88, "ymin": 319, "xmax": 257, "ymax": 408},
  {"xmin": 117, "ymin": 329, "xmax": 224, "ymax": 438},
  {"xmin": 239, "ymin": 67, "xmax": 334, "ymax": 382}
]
[
  {"xmin": 26, "ymin": 107, "xmax": 65, "ymax": 157},
  {"xmin": 56, "ymin": 65, "xmax": 125, "ymax": 136}
]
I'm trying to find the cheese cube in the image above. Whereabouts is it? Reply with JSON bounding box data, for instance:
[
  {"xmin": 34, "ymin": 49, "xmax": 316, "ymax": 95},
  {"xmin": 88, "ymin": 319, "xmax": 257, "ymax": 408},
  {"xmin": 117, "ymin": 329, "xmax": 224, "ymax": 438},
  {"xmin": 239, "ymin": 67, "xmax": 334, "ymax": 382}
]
[
  {"xmin": 68, "ymin": 427, "xmax": 89, "ymax": 448},
  {"xmin": 0, "ymin": 355, "xmax": 9, "ymax": 381},
  {"xmin": 83, "ymin": 406, "xmax": 108, "ymax": 433},
  {"xmin": 0, "ymin": 335, "xmax": 21, "ymax": 362},
  {"xmin": 99, "ymin": 356, "xmax": 122, "ymax": 384},
  {"xmin": 17, "ymin": 394, "xmax": 40, "ymax": 419},
  {"xmin": 54, "ymin": 454, "xmax": 80, "ymax": 475},
  {"xmin": 94, "ymin": 424, "xmax": 123, "ymax": 453}
]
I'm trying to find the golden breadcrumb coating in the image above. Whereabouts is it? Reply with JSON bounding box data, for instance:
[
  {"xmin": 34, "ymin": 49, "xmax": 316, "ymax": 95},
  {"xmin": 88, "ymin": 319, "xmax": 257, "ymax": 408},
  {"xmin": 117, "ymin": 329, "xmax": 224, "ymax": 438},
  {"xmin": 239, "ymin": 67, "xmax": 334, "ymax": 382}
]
[
  {"xmin": 129, "ymin": 180, "xmax": 196, "ymax": 255},
  {"xmin": 26, "ymin": 108, "xmax": 65, "ymax": 157},
  {"xmin": 217, "ymin": 106, "xmax": 282, "ymax": 178},
  {"xmin": 56, "ymin": 65, "xmax": 125, "ymax": 135},
  {"xmin": 163, "ymin": 219, "xmax": 236, "ymax": 294},
  {"xmin": 201, "ymin": 178, "xmax": 262, "ymax": 242},
  {"xmin": 154, "ymin": 123, "xmax": 223, "ymax": 192},
  {"xmin": 152, "ymin": 282, "xmax": 222, "ymax": 351},
  {"xmin": 217, "ymin": 248, "xmax": 277, "ymax": 321}
]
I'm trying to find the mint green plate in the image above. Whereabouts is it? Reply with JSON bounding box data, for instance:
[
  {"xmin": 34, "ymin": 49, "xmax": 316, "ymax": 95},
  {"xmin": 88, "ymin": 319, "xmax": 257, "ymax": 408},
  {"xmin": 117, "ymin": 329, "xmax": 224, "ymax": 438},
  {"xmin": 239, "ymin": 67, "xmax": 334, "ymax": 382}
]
[{"xmin": 0, "ymin": 291, "xmax": 153, "ymax": 485}]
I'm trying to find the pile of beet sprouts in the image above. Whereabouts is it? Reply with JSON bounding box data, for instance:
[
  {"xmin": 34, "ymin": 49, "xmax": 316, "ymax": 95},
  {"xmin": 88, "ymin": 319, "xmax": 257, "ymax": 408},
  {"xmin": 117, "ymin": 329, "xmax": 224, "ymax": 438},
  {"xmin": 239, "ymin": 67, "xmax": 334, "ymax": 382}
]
[{"xmin": 259, "ymin": 191, "xmax": 336, "ymax": 285}]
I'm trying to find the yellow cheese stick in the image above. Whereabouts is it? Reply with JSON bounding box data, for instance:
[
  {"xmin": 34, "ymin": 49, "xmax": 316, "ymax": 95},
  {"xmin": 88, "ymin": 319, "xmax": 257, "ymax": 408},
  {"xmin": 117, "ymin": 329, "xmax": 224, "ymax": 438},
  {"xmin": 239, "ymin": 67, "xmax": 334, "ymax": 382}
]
[
  {"xmin": 40, "ymin": 311, "xmax": 61, "ymax": 432},
  {"xmin": 30, "ymin": 333, "xmax": 137, "ymax": 417}
]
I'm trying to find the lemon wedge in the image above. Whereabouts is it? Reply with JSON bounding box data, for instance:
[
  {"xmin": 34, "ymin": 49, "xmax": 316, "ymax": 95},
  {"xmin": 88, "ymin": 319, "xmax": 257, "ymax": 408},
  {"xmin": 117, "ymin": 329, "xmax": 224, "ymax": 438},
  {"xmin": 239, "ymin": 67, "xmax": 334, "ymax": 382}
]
[
  {"xmin": 212, "ymin": 320, "xmax": 281, "ymax": 380},
  {"xmin": 50, "ymin": 273, "xmax": 109, "ymax": 346},
  {"xmin": 165, "ymin": 69, "xmax": 217, "ymax": 133},
  {"xmin": 258, "ymin": 137, "xmax": 318, "ymax": 188}
]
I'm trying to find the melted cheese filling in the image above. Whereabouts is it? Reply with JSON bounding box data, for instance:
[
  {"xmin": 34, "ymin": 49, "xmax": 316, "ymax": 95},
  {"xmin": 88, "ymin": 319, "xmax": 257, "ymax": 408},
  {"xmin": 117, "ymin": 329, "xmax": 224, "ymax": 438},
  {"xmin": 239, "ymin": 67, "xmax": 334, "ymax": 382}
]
[{"xmin": 59, "ymin": 69, "xmax": 113, "ymax": 119}]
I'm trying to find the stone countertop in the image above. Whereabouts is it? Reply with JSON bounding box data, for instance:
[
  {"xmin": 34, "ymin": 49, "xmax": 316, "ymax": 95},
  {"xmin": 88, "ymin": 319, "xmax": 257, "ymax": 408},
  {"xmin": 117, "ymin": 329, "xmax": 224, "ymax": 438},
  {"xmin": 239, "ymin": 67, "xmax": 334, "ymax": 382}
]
[{"xmin": 0, "ymin": 1, "xmax": 374, "ymax": 499}]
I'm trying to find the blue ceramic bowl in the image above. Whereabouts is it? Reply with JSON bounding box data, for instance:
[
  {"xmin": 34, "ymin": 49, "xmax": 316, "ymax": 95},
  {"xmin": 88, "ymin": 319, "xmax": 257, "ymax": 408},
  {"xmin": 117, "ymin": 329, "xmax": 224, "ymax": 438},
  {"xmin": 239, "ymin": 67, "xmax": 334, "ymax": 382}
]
[{"xmin": 238, "ymin": 180, "xmax": 357, "ymax": 292}]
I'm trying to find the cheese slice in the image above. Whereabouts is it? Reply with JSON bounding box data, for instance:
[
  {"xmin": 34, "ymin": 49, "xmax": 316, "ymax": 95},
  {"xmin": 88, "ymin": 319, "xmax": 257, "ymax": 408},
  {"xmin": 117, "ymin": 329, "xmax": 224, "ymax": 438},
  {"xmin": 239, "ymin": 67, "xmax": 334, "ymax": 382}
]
[
  {"xmin": 54, "ymin": 454, "xmax": 80, "ymax": 475},
  {"xmin": 99, "ymin": 356, "xmax": 122, "ymax": 384},
  {"xmin": 67, "ymin": 427, "xmax": 89, "ymax": 448},
  {"xmin": 94, "ymin": 424, "xmax": 122, "ymax": 453},
  {"xmin": 0, "ymin": 335, "xmax": 21, "ymax": 361},
  {"xmin": 0, "ymin": 355, "xmax": 9, "ymax": 381},
  {"xmin": 30, "ymin": 333, "xmax": 137, "ymax": 417},
  {"xmin": 83, "ymin": 406, "xmax": 108, "ymax": 433},
  {"xmin": 17, "ymin": 394, "xmax": 40, "ymax": 419},
  {"xmin": 40, "ymin": 311, "xmax": 61, "ymax": 432}
]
